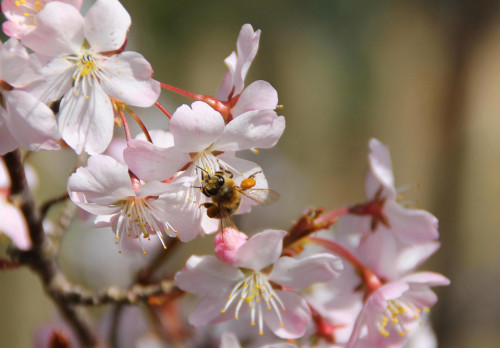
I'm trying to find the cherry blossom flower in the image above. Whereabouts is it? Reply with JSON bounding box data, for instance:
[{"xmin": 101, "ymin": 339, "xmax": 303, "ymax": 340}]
[
  {"xmin": 0, "ymin": 38, "xmax": 59, "ymax": 154},
  {"xmin": 342, "ymin": 138, "xmax": 440, "ymax": 279},
  {"xmin": 1, "ymin": 0, "xmax": 82, "ymax": 39},
  {"xmin": 175, "ymin": 229, "xmax": 343, "ymax": 339},
  {"xmin": 67, "ymin": 154, "xmax": 201, "ymax": 250},
  {"xmin": 124, "ymin": 101, "xmax": 283, "ymax": 233},
  {"xmin": 346, "ymin": 272, "xmax": 450, "ymax": 348},
  {"xmin": 21, "ymin": 0, "xmax": 160, "ymax": 154}
]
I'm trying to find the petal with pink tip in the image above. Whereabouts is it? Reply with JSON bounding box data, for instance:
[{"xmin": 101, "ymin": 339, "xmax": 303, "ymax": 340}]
[
  {"xmin": 84, "ymin": 0, "xmax": 131, "ymax": 53},
  {"xmin": 269, "ymin": 253, "xmax": 343, "ymax": 290},
  {"xmin": 101, "ymin": 52, "xmax": 160, "ymax": 107},
  {"xmin": 22, "ymin": 2, "xmax": 83, "ymax": 56},
  {"xmin": 231, "ymin": 80, "xmax": 278, "ymax": 117},
  {"xmin": 263, "ymin": 290, "xmax": 311, "ymax": 339},
  {"xmin": 170, "ymin": 101, "xmax": 225, "ymax": 153},
  {"xmin": 175, "ymin": 255, "xmax": 243, "ymax": 297},
  {"xmin": 58, "ymin": 82, "xmax": 114, "ymax": 155},
  {"xmin": 233, "ymin": 229, "xmax": 286, "ymax": 271}
]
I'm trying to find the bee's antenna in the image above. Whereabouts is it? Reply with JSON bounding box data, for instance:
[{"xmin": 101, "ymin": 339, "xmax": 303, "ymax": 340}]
[
  {"xmin": 190, "ymin": 186, "xmax": 203, "ymax": 189},
  {"xmin": 196, "ymin": 166, "xmax": 210, "ymax": 175}
]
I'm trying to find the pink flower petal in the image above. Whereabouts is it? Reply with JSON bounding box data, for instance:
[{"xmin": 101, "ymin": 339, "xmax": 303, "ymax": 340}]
[
  {"xmin": 0, "ymin": 199, "xmax": 31, "ymax": 250},
  {"xmin": 22, "ymin": 2, "xmax": 83, "ymax": 56},
  {"xmin": 233, "ymin": 229, "xmax": 286, "ymax": 271},
  {"xmin": 84, "ymin": 0, "xmax": 131, "ymax": 53},
  {"xmin": 263, "ymin": 290, "xmax": 311, "ymax": 339},
  {"xmin": 123, "ymin": 139, "xmax": 190, "ymax": 181},
  {"xmin": 3, "ymin": 90, "xmax": 60, "ymax": 152},
  {"xmin": 100, "ymin": 51, "xmax": 160, "ymax": 107},
  {"xmin": 231, "ymin": 80, "xmax": 278, "ymax": 117},
  {"xmin": 0, "ymin": 38, "xmax": 29, "ymax": 85},
  {"xmin": 217, "ymin": 24, "xmax": 261, "ymax": 99},
  {"xmin": 399, "ymin": 272, "xmax": 451, "ymax": 287},
  {"xmin": 268, "ymin": 253, "xmax": 343, "ymax": 290},
  {"xmin": 0, "ymin": 114, "xmax": 19, "ymax": 155},
  {"xmin": 175, "ymin": 255, "xmax": 243, "ymax": 297},
  {"xmin": 215, "ymin": 109, "xmax": 285, "ymax": 151},
  {"xmin": 68, "ymin": 155, "xmax": 134, "ymax": 206},
  {"xmin": 365, "ymin": 138, "xmax": 396, "ymax": 200},
  {"xmin": 170, "ymin": 101, "xmax": 225, "ymax": 153}
]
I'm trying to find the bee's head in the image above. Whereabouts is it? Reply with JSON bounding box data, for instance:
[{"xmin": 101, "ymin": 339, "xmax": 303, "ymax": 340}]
[{"xmin": 201, "ymin": 172, "xmax": 225, "ymax": 197}]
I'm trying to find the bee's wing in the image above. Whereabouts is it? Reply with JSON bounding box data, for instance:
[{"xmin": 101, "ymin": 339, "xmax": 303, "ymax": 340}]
[
  {"xmin": 219, "ymin": 205, "xmax": 238, "ymax": 231},
  {"xmin": 238, "ymin": 188, "xmax": 281, "ymax": 206}
]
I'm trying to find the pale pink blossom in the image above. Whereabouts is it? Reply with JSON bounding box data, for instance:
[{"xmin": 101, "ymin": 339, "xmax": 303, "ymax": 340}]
[
  {"xmin": 346, "ymin": 272, "xmax": 449, "ymax": 348},
  {"xmin": 339, "ymin": 138, "xmax": 440, "ymax": 279},
  {"xmin": 67, "ymin": 154, "xmax": 201, "ymax": 249},
  {"xmin": 0, "ymin": 38, "xmax": 59, "ymax": 154},
  {"xmin": 175, "ymin": 230, "xmax": 343, "ymax": 339},
  {"xmin": 220, "ymin": 332, "xmax": 297, "ymax": 348},
  {"xmin": 124, "ymin": 101, "xmax": 281, "ymax": 234},
  {"xmin": 1, "ymin": 0, "xmax": 83, "ymax": 39},
  {"xmin": 21, "ymin": 0, "xmax": 160, "ymax": 154}
]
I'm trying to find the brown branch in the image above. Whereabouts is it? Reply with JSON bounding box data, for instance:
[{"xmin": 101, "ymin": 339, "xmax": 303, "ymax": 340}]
[
  {"xmin": 49, "ymin": 279, "xmax": 178, "ymax": 306},
  {"xmin": 40, "ymin": 192, "xmax": 70, "ymax": 218},
  {"xmin": 3, "ymin": 150, "xmax": 97, "ymax": 347}
]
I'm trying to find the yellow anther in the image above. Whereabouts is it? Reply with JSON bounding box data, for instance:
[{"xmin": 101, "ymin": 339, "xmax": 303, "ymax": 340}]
[
  {"xmin": 220, "ymin": 309, "xmax": 225, "ymax": 313},
  {"xmin": 251, "ymin": 322, "xmax": 255, "ymax": 326},
  {"xmin": 143, "ymin": 251, "xmax": 147, "ymax": 255},
  {"xmin": 399, "ymin": 332, "xmax": 405, "ymax": 337}
]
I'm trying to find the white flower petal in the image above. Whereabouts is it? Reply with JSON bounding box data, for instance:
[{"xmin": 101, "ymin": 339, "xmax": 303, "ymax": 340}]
[
  {"xmin": 175, "ymin": 255, "xmax": 243, "ymax": 297},
  {"xmin": 58, "ymin": 82, "xmax": 114, "ymax": 154},
  {"xmin": 263, "ymin": 290, "xmax": 311, "ymax": 339},
  {"xmin": 101, "ymin": 51, "xmax": 160, "ymax": 107},
  {"xmin": 84, "ymin": 0, "xmax": 131, "ymax": 53},
  {"xmin": 233, "ymin": 229, "xmax": 286, "ymax": 271},
  {"xmin": 215, "ymin": 109, "xmax": 285, "ymax": 151},
  {"xmin": 123, "ymin": 139, "xmax": 190, "ymax": 181},
  {"xmin": 3, "ymin": 90, "xmax": 60, "ymax": 152},
  {"xmin": 365, "ymin": 138, "xmax": 396, "ymax": 199},
  {"xmin": 269, "ymin": 253, "xmax": 343, "ymax": 290},
  {"xmin": 170, "ymin": 101, "xmax": 225, "ymax": 153},
  {"xmin": 231, "ymin": 80, "xmax": 278, "ymax": 117},
  {"xmin": 68, "ymin": 155, "xmax": 134, "ymax": 206}
]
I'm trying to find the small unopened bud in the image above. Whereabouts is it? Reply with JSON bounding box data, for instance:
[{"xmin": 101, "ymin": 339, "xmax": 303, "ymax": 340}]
[{"xmin": 214, "ymin": 228, "xmax": 248, "ymax": 264}]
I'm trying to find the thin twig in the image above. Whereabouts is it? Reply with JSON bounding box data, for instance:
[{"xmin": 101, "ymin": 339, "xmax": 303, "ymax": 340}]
[{"xmin": 40, "ymin": 192, "xmax": 70, "ymax": 218}]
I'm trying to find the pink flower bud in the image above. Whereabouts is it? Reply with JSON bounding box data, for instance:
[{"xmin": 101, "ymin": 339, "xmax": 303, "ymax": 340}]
[{"xmin": 214, "ymin": 228, "xmax": 248, "ymax": 264}]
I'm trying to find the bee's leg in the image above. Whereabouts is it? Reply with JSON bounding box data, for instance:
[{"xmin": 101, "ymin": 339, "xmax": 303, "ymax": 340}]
[
  {"xmin": 201, "ymin": 203, "xmax": 220, "ymax": 218},
  {"xmin": 220, "ymin": 169, "xmax": 234, "ymax": 178},
  {"xmin": 248, "ymin": 170, "xmax": 263, "ymax": 179}
]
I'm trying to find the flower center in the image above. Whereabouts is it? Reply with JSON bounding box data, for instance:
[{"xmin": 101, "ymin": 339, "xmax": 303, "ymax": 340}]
[
  {"xmin": 221, "ymin": 271, "xmax": 286, "ymax": 335},
  {"xmin": 65, "ymin": 49, "xmax": 104, "ymax": 98},
  {"xmin": 114, "ymin": 197, "xmax": 176, "ymax": 254},
  {"xmin": 377, "ymin": 299, "xmax": 430, "ymax": 338}
]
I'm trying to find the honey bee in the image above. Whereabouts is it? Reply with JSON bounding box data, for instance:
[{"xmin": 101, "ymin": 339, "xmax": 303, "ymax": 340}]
[{"xmin": 198, "ymin": 167, "xmax": 280, "ymax": 229}]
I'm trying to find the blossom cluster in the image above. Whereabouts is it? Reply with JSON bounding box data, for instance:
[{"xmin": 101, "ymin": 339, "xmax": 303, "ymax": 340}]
[{"xmin": 0, "ymin": 1, "xmax": 448, "ymax": 347}]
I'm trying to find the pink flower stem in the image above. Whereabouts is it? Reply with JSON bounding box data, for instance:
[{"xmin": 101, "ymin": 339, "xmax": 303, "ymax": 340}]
[
  {"xmin": 159, "ymin": 82, "xmax": 235, "ymax": 122},
  {"xmin": 124, "ymin": 106, "xmax": 153, "ymax": 143},
  {"xmin": 307, "ymin": 237, "xmax": 382, "ymax": 293},
  {"xmin": 117, "ymin": 109, "xmax": 132, "ymax": 142},
  {"xmin": 155, "ymin": 101, "xmax": 172, "ymax": 119}
]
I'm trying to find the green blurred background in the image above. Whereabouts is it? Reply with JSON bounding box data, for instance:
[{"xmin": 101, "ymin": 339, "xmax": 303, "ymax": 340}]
[{"xmin": 2, "ymin": 0, "xmax": 500, "ymax": 346}]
